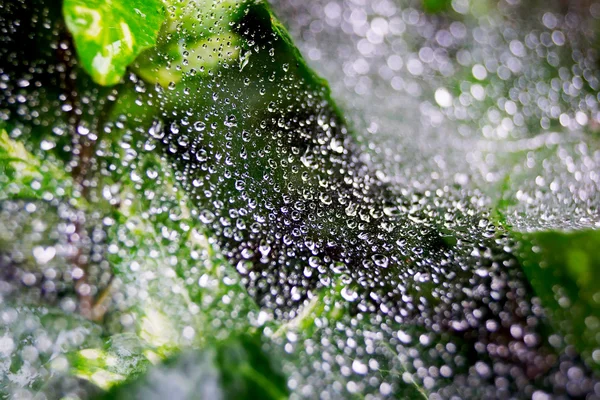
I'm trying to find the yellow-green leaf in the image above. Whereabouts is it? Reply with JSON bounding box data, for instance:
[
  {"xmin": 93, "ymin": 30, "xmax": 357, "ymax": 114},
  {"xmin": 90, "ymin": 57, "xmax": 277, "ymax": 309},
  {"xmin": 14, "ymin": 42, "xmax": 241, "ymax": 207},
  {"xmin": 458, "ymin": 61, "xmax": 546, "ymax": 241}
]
[{"xmin": 63, "ymin": 0, "xmax": 165, "ymax": 86}]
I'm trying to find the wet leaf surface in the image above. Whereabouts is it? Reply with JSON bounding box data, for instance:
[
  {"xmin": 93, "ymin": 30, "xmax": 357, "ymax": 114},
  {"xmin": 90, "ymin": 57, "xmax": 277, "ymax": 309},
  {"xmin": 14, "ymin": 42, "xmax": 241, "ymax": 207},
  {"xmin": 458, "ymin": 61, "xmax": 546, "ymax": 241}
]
[{"xmin": 0, "ymin": 0, "xmax": 599, "ymax": 398}]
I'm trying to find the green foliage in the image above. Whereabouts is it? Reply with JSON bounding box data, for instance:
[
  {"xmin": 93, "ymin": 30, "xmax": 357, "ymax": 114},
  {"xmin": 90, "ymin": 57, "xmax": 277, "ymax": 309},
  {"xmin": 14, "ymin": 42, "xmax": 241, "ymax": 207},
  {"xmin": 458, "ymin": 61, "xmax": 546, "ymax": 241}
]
[
  {"xmin": 2, "ymin": 0, "xmax": 600, "ymax": 397},
  {"xmin": 63, "ymin": 0, "xmax": 165, "ymax": 86},
  {"xmin": 101, "ymin": 333, "xmax": 288, "ymax": 400},
  {"xmin": 0, "ymin": 129, "xmax": 80, "ymax": 206},
  {"xmin": 514, "ymin": 229, "xmax": 600, "ymax": 371},
  {"xmin": 422, "ymin": 0, "xmax": 451, "ymax": 14},
  {"xmin": 133, "ymin": 0, "xmax": 246, "ymax": 87}
]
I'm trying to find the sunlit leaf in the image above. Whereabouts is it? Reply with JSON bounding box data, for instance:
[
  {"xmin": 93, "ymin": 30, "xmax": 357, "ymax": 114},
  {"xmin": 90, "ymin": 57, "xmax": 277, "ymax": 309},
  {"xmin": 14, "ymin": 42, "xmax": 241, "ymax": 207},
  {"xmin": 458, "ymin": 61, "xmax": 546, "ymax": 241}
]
[{"xmin": 63, "ymin": 0, "xmax": 165, "ymax": 86}]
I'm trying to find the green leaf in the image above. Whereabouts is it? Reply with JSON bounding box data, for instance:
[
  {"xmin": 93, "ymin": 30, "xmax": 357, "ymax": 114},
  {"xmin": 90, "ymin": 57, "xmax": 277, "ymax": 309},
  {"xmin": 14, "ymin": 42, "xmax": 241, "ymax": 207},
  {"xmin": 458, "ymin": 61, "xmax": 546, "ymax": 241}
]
[
  {"xmin": 100, "ymin": 334, "xmax": 288, "ymax": 400},
  {"xmin": 422, "ymin": 0, "xmax": 451, "ymax": 13},
  {"xmin": 514, "ymin": 229, "xmax": 600, "ymax": 371},
  {"xmin": 63, "ymin": 0, "xmax": 165, "ymax": 86},
  {"xmin": 0, "ymin": 129, "xmax": 83, "ymax": 207},
  {"xmin": 70, "ymin": 334, "xmax": 152, "ymax": 391},
  {"xmin": 132, "ymin": 0, "xmax": 246, "ymax": 87}
]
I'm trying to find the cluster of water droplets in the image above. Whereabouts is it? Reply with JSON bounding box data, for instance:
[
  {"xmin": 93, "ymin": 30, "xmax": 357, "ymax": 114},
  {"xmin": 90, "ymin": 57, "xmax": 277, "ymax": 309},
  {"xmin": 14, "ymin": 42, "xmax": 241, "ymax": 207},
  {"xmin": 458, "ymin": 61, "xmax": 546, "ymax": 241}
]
[
  {"xmin": 275, "ymin": 0, "xmax": 600, "ymax": 231},
  {"xmin": 0, "ymin": 0, "xmax": 598, "ymax": 398}
]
